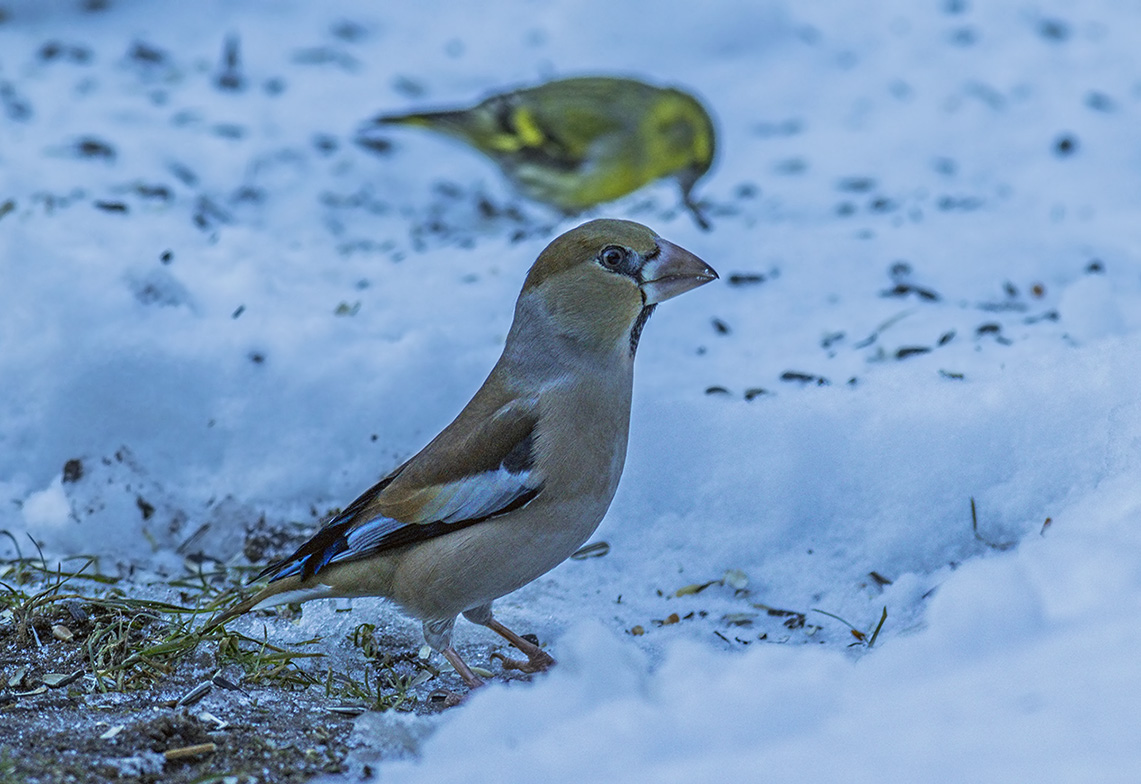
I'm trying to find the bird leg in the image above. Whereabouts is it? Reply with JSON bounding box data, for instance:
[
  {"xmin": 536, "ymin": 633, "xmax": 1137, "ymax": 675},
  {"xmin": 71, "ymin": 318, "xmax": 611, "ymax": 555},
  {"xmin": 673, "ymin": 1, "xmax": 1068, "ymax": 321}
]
[
  {"xmin": 461, "ymin": 605, "xmax": 555, "ymax": 675},
  {"xmin": 485, "ymin": 618, "xmax": 556, "ymax": 674},
  {"xmin": 441, "ymin": 645, "xmax": 485, "ymax": 689},
  {"xmin": 424, "ymin": 616, "xmax": 484, "ymax": 690}
]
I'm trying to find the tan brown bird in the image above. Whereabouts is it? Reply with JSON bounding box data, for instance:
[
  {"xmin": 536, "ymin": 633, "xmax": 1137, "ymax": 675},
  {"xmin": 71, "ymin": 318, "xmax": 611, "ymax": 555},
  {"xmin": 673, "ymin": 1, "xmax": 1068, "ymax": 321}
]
[{"xmin": 213, "ymin": 219, "xmax": 717, "ymax": 687}]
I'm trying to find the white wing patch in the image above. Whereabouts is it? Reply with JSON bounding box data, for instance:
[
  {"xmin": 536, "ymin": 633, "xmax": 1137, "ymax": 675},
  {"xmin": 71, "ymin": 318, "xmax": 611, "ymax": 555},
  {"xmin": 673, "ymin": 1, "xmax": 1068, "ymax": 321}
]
[
  {"xmin": 422, "ymin": 466, "xmax": 538, "ymax": 523},
  {"xmin": 340, "ymin": 466, "xmax": 539, "ymax": 558},
  {"xmin": 262, "ymin": 397, "xmax": 543, "ymax": 582}
]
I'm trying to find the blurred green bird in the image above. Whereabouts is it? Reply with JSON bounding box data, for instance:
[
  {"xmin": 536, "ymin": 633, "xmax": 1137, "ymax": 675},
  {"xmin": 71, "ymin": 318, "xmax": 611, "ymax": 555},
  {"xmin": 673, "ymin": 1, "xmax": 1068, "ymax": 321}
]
[{"xmin": 360, "ymin": 76, "xmax": 717, "ymax": 229}]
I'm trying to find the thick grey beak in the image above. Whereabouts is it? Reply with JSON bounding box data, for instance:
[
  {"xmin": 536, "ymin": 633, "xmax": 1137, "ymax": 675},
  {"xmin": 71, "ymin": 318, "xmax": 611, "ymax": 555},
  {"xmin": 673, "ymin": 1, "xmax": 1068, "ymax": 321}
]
[{"xmin": 640, "ymin": 239, "xmax": 719, "ymax": 305}]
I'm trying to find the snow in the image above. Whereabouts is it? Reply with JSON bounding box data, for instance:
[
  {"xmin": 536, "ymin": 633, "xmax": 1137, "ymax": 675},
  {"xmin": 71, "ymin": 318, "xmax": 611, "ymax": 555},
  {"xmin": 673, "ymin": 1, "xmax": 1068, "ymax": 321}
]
[{"xmin": 3, "ymin": 0, "xmax": 1141, "ymax": 781}]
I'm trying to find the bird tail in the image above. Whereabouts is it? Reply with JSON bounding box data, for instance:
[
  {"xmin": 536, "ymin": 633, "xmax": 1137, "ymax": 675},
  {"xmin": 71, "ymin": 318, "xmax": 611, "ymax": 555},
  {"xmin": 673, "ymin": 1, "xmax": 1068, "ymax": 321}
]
[
  {"xmin": 357, "ymin": 109, "xmax": 480, "ymax": 154},
  {"xmin": 205, "ymin": 575, "xmax": 332, "ymax": 631},
  {"xmin": 373, "ymin": 108, "xmax": 468, "ymax": 131}
]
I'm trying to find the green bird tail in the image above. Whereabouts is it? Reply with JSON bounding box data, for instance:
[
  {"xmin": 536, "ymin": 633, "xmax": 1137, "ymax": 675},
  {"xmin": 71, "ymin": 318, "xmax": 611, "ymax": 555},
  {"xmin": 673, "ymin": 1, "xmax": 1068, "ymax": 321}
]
[
  {"xmin": 373, "ymin": 109, "xmax": 478, "ymax": 138},
  {"xmin": 373, "ymin": 103, "xmax": 524, "ymax": 156}
]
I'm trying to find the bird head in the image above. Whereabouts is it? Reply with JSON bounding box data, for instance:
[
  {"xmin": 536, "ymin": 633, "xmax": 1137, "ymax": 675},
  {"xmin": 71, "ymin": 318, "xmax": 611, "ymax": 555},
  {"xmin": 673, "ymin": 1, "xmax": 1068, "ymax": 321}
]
[
  {"xmin": 516, "ymin": 219, "xmax": 717, "ymax": 357},
  {"xmin": 649, "ymin": 89, "xmax": 717, "ymax": 230},
  {"xmin": 654, "ymin": 89, "xmax": 716, "ymax": 184}
]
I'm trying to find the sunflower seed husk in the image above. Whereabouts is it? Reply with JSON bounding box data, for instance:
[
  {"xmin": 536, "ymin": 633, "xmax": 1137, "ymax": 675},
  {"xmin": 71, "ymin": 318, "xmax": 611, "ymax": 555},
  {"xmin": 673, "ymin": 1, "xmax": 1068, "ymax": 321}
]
[{"xmin": 175, "ymin": 681, "xmax": 212, "ymax": 707}]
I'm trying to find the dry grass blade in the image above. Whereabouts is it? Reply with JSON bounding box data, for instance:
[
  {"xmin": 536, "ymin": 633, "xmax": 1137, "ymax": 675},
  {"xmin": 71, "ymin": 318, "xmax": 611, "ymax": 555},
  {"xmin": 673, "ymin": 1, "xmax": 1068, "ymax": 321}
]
[
  {"xmin": 812, "ymin": 606, "xmax": 888, "ymax": 648},
  {"xmin": 970, "ymin": 497, "xmax": 1016, "ymax": 551}
]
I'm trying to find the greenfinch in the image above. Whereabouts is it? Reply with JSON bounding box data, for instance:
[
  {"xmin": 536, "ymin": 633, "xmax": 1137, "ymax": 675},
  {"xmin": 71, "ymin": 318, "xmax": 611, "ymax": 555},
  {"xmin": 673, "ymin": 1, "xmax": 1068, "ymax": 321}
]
[
  {"xmin": 361, "ymin": 77, "xmax": 717, "ymax": 229},
  {"xmin": 213, "ymin": 219, "xmax": 718, "ymax": 687}
]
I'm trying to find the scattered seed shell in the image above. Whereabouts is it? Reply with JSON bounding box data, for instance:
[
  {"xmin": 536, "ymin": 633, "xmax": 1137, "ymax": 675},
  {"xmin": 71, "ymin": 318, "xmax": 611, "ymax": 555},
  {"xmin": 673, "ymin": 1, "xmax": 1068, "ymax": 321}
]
[
  {"xmin": 570, "ymin": 540, "xmax": 610, "ymax": 560},
  {"xmin": 163, "ymin": 742, "xmax": 216, "ymax": 761},
  {"xmin": 42, "ymin": 671, "xmax": 83, "ymax": 689},
  {"xmin": 630, "ymin": 625, "xmax": 645, "ymax": 636},
  {"xmin": 14, "ymin": 686, "xmax": 48, "ymax": 698},
  {"xmin": 175, "ymin": 681, "xmax": 212, "ymax": 707},
  {"xmin": 211, "ymin": 672, "xmax": 245, "ymax": 692},
  {"xmin": 754, "ymin": 603, "xmax": 789, "ymax": 615},
  {"xmin": 723, "ymin": 569, "xmax": 749, "ymax": 590},
  {"xmin": 470, "ymin": 666, "xmax": 494, "ymax": 679},
  {"xmin": 722, "ymin": 613, "xmax": 758, "ymax": 626},
  {"xmin": 197, "ymin": 711, "xmax": 229, "ymax": 730},
  {"xmin": 727, "ymin": 272, "xmax": 766, "ymax": 286},
  {"xmin": 427, "ymin": 689, "xmax": 463, "ymax": 708},
  {"xmin": 7, "ymin": 666, "xmax": 27, "ymax": 689},
  {"xmin": 51, "ymin": 624, "xmax": 74, "ymax": 642},
  {"xmin": 675, "ymin": 580, "xmax": 717, "ymax": 597},
  {"xmin": 99, "ymin": 724, "xmax": 125, "ymax": 740},
  {"xmin": 895, "ymin": 346, "xmax": 931, "ymax": 360}
]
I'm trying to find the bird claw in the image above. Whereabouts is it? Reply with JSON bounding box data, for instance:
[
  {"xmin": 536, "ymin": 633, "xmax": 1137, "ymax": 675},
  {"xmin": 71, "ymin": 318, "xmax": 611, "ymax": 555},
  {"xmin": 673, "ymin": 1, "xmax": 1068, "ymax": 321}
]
[{"xmin": 490, "ymin": 649, "xmax": 556, "ymax": 674}]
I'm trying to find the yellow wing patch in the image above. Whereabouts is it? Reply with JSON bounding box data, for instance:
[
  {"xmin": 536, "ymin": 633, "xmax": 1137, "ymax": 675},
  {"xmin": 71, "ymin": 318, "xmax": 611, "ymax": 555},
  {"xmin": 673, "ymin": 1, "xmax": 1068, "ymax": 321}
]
[
  {"xmin": 511, "ymin": 107, "xmax": 546, "ymax": 147},
  {"xmin": 486, "ymin": 105, "xmax": 548, "ymax": 153}
]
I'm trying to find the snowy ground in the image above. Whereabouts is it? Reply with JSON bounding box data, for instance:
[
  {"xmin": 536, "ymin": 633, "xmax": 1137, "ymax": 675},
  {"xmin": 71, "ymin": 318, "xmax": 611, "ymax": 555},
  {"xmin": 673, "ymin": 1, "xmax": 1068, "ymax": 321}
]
[{"xmin": 3, "ymin": 0, "xmax": 1141, "ymax": 781}]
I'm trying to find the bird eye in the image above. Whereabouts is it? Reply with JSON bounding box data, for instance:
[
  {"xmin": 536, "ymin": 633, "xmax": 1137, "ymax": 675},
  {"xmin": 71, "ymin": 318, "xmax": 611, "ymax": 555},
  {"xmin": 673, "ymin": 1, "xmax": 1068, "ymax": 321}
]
[{"xmin": 599, "ymin": 246, "xmax": 628, "ymax": 270}]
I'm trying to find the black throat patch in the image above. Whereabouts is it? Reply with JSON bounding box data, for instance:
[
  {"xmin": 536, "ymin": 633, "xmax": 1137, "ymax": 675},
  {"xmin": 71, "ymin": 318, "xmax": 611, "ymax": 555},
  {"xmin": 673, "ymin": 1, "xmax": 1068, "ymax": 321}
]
[{"xmin": 630, "ymin": 304, "xmax": 656, "ymax": 356}]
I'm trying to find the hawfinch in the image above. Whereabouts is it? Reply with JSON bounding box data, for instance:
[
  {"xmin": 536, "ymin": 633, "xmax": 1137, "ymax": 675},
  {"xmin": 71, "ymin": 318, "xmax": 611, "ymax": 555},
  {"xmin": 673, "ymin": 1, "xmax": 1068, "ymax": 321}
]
[
  {"xmin": 358, "ymin": 76, "xmax": 717, "ymax": 229},
  {"xmin": 214, "ymin": 219, "xmax": 717, "ymax": 687}
]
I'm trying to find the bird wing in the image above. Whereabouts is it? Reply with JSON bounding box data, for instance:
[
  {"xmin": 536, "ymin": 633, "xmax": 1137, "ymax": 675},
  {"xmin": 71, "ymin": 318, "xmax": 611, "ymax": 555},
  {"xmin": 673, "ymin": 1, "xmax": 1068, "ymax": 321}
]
[
  {"xmin": 506, "ymin": 96, "xmax": 623, "ymax": 169},
  {"xmin": 479, "ymin": 79, "xmax": 653, "ymax": 171},
  {"xmin": 261, "ymin": 396, "xmax": 542, "ymax": 583}
]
